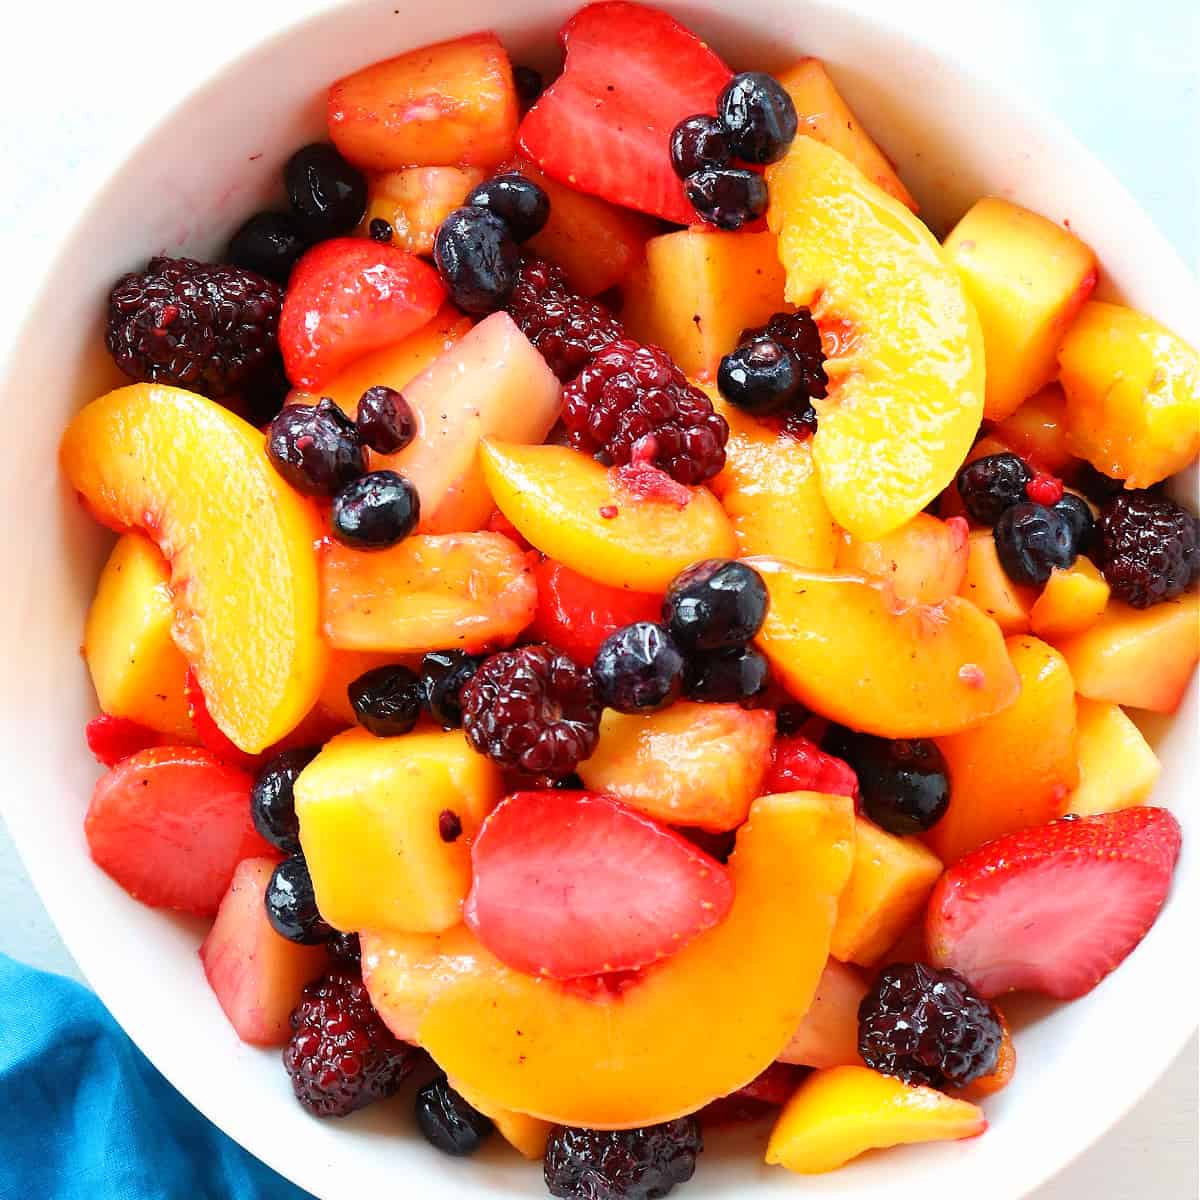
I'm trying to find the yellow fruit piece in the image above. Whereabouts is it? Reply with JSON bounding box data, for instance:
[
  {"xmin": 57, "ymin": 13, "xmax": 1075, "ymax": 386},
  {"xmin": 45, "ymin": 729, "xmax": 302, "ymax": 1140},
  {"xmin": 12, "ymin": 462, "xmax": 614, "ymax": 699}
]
[
  {"xmin": 451, "ymin": 1081, "xmax": 552, "ymax": 1160},
  {"xmin": 296, "ymin": 729, "xmax": 503, "ymax": 933},
  {"xmin": 1059, "ymin": 301, "xmax": 1200, "ymax": 488},
  {"xmin": 480, "ymin": 440, "xmax": 737, "ymax": 592},
  {"xmin": 621, "ymin": 230, "xmax": 788, "ymax": 381},
  {"xmin": 61, "ymin": 385, "xmax": 327, "ymax": 753},
  {"xmin": 1066, "ymin": 699, "xmax": 1162, "ymax": 816},
  {"xmin": 944, "ymin": 198, "xmax": 1097, "ymax": 421},
  {"xmin": 765, "ymin": 1065, "xmax": 986, "ymax": 1174},
  {"xmin": 959, "ymin": 530, "xmax": 1035, "ymax": 634},
  {"xmin": 832, "ymin": 818, "xmax": 943, "ymax": 966},
  {"xmin": 991, "ymin": 384, "xmax": 1075, "ymax": 474},
  {"xmin": 767, "ymin": 137, "xmax": 984, "ymax": 541},
  {"xmin": 84, "ymin": 533, "xmax": 193, "ymax": 737},
  {"xmin": 835, "ymin": 512, "xmax": 969, "ymax": 607},
  {"xmin": 359, "ymin": 167, "xmax": 485, "ymax": 256},
  {"xmin": 1030, "ymin": 556, "xmax": 1110, "ymax": 639},
  {"xmin": 418, "ymin": 792, "xmax": 856, "ymax": 1128}
]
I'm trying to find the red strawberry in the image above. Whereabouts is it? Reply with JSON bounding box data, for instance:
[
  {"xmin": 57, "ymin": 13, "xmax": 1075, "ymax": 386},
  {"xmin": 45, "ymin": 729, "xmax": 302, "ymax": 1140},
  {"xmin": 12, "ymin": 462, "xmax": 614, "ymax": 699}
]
[
  {"xmin": 279, "ymin": 238, "xmax": 446, "ymax": 390},
  {"xmin": 85, "ymin": 746, "xmax": 274, "ymax": 916},
  {"xmin": 700, "ymin": 1063, "xmax": 808, "ymax": 1125},
  {"xmin": 464, "ymin": 790, "xmax": 733, "ymax": 979},
  {"xmin": 518, "ymin": 2, "xmax": 732, "ymax": 223},
  {"xmin": 528, "ymin": 558, "xmax": 662, "ymax": 665},
  {"xmin": 762, "ymin": 735, "xmax": 859, "ymax": 800},
  {"xmin": 927, "ymin": 807, "xmax": 1182, "ymax": 1000},
  {"xmin": 85, "ymin": 714, "xmax": 163, "ymax": 767},
  {"xmin": 185, "ymin": 668, "xmax": 257, "ymax": 768}
]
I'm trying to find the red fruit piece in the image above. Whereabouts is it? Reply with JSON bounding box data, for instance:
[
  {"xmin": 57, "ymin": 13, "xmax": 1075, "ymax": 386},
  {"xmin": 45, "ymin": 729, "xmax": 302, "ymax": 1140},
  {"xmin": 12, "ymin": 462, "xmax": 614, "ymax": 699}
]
[
  {"xmin": 927, "ymin": 806, "xmax": 1182, "ymax": 1000},
  {"xmin": 518, "ymin": 2, "xmax": 733, "ymax": 224},
  {"xmin": 528, "ymin": 558, "xmax": 662, "ymax": 665},
  {"xmin": 185, "ymin": 668, "xmax": 256, "ymax": 768},
  {"xmin": 85, "ymin": 746, "xmax": 273, "ymax": 916},
  {"xmin": 464, "ymin": 790, "xmax": 734, "ymax": 979},
  {"xmin": 85, "ymin": 714, "xmax": 162, "ymax": 767},
  {"xmin": 279, "ymin": 238, "xmax": 446, "ymax": 390},
  {"xmin": 701, "ymin": 1063, "xmax": 808, "ymax": 1125},
  {"xmin": 763, "ymin": 735, "xmax": 859, "ymax": 801}
]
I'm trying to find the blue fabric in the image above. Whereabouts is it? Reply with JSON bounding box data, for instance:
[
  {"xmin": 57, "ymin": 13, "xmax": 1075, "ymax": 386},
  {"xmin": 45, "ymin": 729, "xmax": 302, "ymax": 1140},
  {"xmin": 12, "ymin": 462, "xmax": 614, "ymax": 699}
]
[{"xmin": 0, "ymin": 953, "xmax": 313, "ymax": 1200}]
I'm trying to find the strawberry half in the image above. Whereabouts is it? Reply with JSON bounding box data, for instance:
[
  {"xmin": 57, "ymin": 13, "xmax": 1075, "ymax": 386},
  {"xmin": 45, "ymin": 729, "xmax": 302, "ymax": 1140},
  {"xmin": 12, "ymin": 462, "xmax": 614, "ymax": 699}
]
[
  {"xmin": 762, "ymin": 734, "xmax": 859, "ymax": 800},
  {"xmin": 464, "ymin": 790, "xmax": 733, "ymax": 979},
  {"xmin": 518, "ymin": 2, "xmax": 733, "ymax": 223},
  {"xmin": 927, "ymin": 807, "xmax": 1182, "ymax": 1000},
  {"xmin": 85, "ymin": 714, "xmax": 164, "ymax": 767},
  {"xmin": 279, "ymin": 238, "xmax": 446, "ymax": 390},
  {"xmin": 85, "ymin": 746, "xmax": 274, "ymax": 916}
]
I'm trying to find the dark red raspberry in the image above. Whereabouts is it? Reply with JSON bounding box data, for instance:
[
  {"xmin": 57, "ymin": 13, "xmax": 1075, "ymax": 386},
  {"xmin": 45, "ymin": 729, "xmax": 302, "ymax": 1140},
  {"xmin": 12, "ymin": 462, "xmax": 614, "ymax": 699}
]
[
  {"xmin": 106, "ymin": 256, "xmax": 282, "ymax": 397},
  {"xmin": 507, "ymin": 257, "xmax": 625, "ymax": 381},
  {"xmin": 461, "ymin": 644, "xmax": 601, "ymax": 777},
  {"xmin": 544, "ymin": 1118, "xmax": 702, "ymax": 1200},
  {"xmin": 858, "ymin": 962, "xmax": 1002, "ymax": 1089},
  {"xmin": 1093, "ymin": 491, "xmax": 1199, "ymax": 608},
  {"xmin": 283, "ymin": 968, "xmax": 418, "ymax": 1117},
  {"xmin": 562, "ymin": 340, "xmax": 729, "ymax": 486}
]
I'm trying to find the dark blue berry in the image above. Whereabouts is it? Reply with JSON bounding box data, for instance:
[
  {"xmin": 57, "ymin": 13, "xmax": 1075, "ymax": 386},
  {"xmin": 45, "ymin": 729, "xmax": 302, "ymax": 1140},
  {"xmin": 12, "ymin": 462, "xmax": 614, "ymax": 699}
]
[
  {"xmin": 433, "ymin": 207, "xmax": 520, "ymax": 313},
  {"xmin": 438, "ymin": 810, "xmax": 463, "ymax": 843},
  {"xmin": 331, "ymin": 470, "xmax": 420, "ymax": 549},
  {"xmin": 717, "ymin": 72, "xmax": 798, "ymax": 165},
  {"xmin": 513, "ymin": 65, "xmax": 544, "ymax": 106},
  {"xmin": 327, "ymin": 931, "xmax": 361, "ymax": 964},
  {"xmin": 227, "ymin": 212, "xmax": 308, "ymax": 284},
  {"xmin": 684, "ymin": 644, "xmax": 769, "ymax": 704},
  {"xmin": 349, "ymin": 664, "xmax": 422, "ymax": 737},
  {"xmin": 684, "ymin": 167, "xmax": 767, "ymax": 230},
  {"xmin": 466, "ymin": 173, "xmax": 550, "ymax": 243},
  {"xmin": 1053, "ymin": 492, "xmax": 1096, "ymax": 556},
  {"xmin": 265, "ymin": 856, "xmax": 332, "ymax": 944},
  {"xmin": 955, "ymin": 453, "xmax": 1033, "ymax": 526},
  {"xmin": 834, "ymin": 732, "xmax": 949, "ymax": 835},
  {"xmin": 251, "ymin": 747, "xmax": 320, "ymax": 854},
  {"xmin": 420, "ymin": 650, "xmax": 481, "ymax": 729},
  {"xmin": 554, "ymin": 773, "xmax": 586, "ymax": 790},
  {"xmin": 267, "ymin": 398, "xmax": 366, "ymax": 497},
  {"xmin": 669, "ymin": 115, "xmax": 731, "ymax": 178},
  {"xmin": 663, "ymin": 559, "xmax": 769, "ymax": 651},
  {"xmin": 717, "ymin": 338, "xmax": 799, "ymax": 416},
  {"xmin": 368, "ymin": 217, "xmax": 393, "ymax": 243},
  {"xmin": 415, "ymin": 1077, "xmax": 493, "ymax": 1156},
  {"xmin": 284, "ymin": 143, "xmax": 367, "ymax": 239},
  {"xmin": 355, "ymin": 385, "xmax": 415, "ymax": 454},
  {"xmin": 593, "ymin": 622, "xmax": 685, "ymax": 713},
  {"xmin": 994, "ymin": 501, "xmax": 1077, "ymax": 586}
]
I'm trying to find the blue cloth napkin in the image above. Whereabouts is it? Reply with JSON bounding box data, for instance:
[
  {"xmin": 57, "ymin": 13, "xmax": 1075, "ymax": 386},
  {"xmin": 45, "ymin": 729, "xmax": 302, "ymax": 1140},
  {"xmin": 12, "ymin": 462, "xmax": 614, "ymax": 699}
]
[{"xmin": 0, "ymin": 953, "xmax": 313, "ymax": 1200}]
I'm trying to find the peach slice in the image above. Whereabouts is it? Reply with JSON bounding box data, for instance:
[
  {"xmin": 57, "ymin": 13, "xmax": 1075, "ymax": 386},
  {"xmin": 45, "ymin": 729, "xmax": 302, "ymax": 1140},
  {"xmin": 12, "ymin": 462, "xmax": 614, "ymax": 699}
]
[
  {"xmin": 750, "ymin": 558, "xmax": 1019, "ymax": 738},
  {"xmin": 577, "ymin": 702, "xmax": 775, "ymax": 832},
  {"xmin": 359, "ymin": 167, "xmax": 485, "ymax": 256},
  {"xmin": 929, "ymin": 636, "xmax": 1077, "ymax": 864},
  {"xmin": 778, "ymin": 958, "xmax": 867, "ymax": 1070},
  {"xmin": 416, "ymin": 791, "xmax": 856, "ymax": 1128},
  {"xmin": 836, "ymin": 513, "xmax": 969, "ymax": 607},
  {"xmin": 1066, "ymin": 699, "xmax": 1162, "ymax": 816},
  {"xmin": 320, "ymin": 532, "xmax": 536, "ymax": 655},
  {"xmin": 1029, "ymin": 556, "xmax": 1110, "ymax": 640},
  {"xmin": 765, "ymin": 1065, "xmax": 986, "ymax": 1174},
  {"xmin": 767, "ymin": 137, "xmax": 984, "ymax": 541},
  {"xmin": 480, "ymin": 441, "xmax": 737, "ymax": 592},
  {"xmin": 61, "ymin": 385, "xmax": 326, "ymax": 753},
  {"xmin": 958, "ymin": 530, "xmax": 1035, "ymax": 634},
  {"xmin": 450, "ymin": 1080, "xmax": 552, "ymax": 1160},
  {"xmin": 1059, "ymin": 301, "xmax": 1200, "ymax": 488},
  {"xmin": 991, "ymin": 384, "xmax": 1075, "ymax": 474}
]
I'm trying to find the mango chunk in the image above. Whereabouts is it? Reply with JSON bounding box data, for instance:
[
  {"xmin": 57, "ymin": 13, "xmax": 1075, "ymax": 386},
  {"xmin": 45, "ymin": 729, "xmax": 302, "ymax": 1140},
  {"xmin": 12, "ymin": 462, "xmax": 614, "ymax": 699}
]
[
  {"xmin": 1066, "ymin": 699, "xmax": 1161, "ymax": 816},
  {"xmin": 959, "ymin": 530, "xmax": 1035, "ymax": 634},
  {"xmin": 1030, "ymin": 556, "xmax": 1110, "ymax": 639}
]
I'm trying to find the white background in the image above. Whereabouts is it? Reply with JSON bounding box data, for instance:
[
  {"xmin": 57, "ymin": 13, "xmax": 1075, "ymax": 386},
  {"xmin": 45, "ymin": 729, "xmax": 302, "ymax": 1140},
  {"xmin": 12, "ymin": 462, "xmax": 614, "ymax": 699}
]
[{"xmin": 0, "ymin": 0, "xmax": 1195, "ymax": 1196}]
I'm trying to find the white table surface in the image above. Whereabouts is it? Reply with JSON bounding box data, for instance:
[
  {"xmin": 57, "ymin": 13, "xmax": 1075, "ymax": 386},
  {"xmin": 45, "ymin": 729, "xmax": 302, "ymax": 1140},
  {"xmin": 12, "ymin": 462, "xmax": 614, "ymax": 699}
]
[{"xmin": 0, "ymin": 0, "xmax": 1195, "ymax": 1196}]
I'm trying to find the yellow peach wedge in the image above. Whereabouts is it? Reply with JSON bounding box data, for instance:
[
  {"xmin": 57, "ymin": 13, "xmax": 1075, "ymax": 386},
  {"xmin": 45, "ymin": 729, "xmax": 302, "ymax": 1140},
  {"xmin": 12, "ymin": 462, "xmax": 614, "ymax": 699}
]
[
  {"xmin": 1066, "ymin": 699, "xmax": 1161, "ymax": 816},
  {"xmin": 991, "ymin": 384, "xmax": 1076, "ymax": 474},
  {"xmin": 1029, "ymin": 556, "xmax": 1110, "ymax": 640},
  {"xmin": 835, "ymin": 513, "xmax": 969, "ymax": 607}
]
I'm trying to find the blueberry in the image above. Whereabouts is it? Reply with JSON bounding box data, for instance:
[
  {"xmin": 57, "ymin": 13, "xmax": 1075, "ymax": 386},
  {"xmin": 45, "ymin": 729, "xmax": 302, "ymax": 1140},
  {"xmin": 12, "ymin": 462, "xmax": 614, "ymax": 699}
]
[
  {"xmin": 355, "ymin": 385, "xmax": 415, "ymax": 454},
  {"xmin": 420, "ymin": 650, "xmax": 481, "ymax": 729},
  {"xmin": 227, "ymin": 212, "xmax": 308, "ymax": 284},
  {"xmin": 466, "ymin": 173, "xmax": 550, "ymax": 243},
  {"xmin": 592, "ymin": 622, "xmax": 685, "ymax": 713},
  {"xmin": 663, "ymin": 559, "xmax": 769, "ymax": 651},
  {"xmin": 955, "ymin": 453, "xmax": 1033, "ymax": 526},
  {"xmin": 265, "ymin": 856, "xmax": 332, "ymax": 944},
  {"xmin": 241, "ymin": 356, "xmax": 292, "ymax": 427},
  {"xmin": 683, "ymin": 644, "xmax": 769, "ymax": 704},
  {"xmin": 669, "ymin": 115, "xmax": 731, "ymax": 178},
  {"xmin": 1053, "ymin": 492, "xmax": 1096, "ymax": 555},
  {"xmin": 251, "ymin": 747, "xmax": 320, "ymax": 854},
  {"xmin": 331, "ymin": 470, "xmax": 420, "ymax": 549},
  {"xmin": 717, "ymin": 72, "xmax": 798, "ymax": 165},
  {"xmin": 267, "ymin": 398, "xmax": 366, "ymax": 497},
  {"xmin": 836, "ymin": 732, "xmax": 949, "ymax": 835},
  {"xmin": 368, "ymin": 217, "xmax": 394, "ymax": 243},
  {"xmin": 349, "ymin": 664, "xmax": 422, "ymax": 737},
  {"xmin": 994, "ymin": 501, "xmax": 1077, "ymax": 586},
  {"xmin": 433, "ymin": 207, "xmax": 521, "ymax": 313},
  {"xmin": 415, "ymin": 1077, "xmax": 493, "ymax": 1156},
  {"xmin": 553, "ymin": 773, "xmax": 586, "ymax": 790},
  {"xmin": 717, "ymin": 338, "xmax": 799, "ymax": 416},
  {"xmin": 684, "ymin": 167, "xmax": 768, "ymax": 230},
  {"xmin": 284, "ymin": 143, "xmax": 367, "ymax": 239},
  {"xmin": 513, "ymin": 65, "xmax": 544, "ymax": 106}
]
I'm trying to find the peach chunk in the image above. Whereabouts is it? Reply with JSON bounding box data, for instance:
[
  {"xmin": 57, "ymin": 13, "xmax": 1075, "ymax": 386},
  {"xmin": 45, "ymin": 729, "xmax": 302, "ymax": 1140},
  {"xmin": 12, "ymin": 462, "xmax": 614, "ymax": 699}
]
[
  {"xmin": 85, "ymin": 533, "xmax": 193, "ymax": 737},
  {"xmin": 767, "ymin": 138, "xmax": 984, "ymax": 541},
  {"xmin": 1058, "ymin": 301, "xmax": 1200, "ymax": 488},
  {"xmin": 416, "ymin": 792, "xmax": 856, "ymax": 1128},
  {"xmin": 480, "ymin": 441, "xmax": 737, "ymax": 592},
  {"xmin": 1066, "ymin": 699, "xmax": 1161, "ymax": 816},
  {"xmin": 359, "ymin": 167, "xmax": 485, "ymax": 256},
  {"xmin": 320, "ymin": 532, "xmax": 536, "ymax": 655},
  {"xmin": 1029, "ymin": 556, "xmax": 1110, "ymax": 640},
  {"xmin": 577, "ymin": 702, "xmax": 774, "ymax": 832},
  {"xmin": 765, "ymin": 1066, "xmax": 985, "ymax": 1174},
  {"xmin": 751, "ymin": 559, "xmax": 1019, "ymax": 738},
  {"xmin": 621, "ymin": 230, "xmax": 789, "ymax": 381},
  {"xmin": 836, "ymin": 513, "xmax": 969, "ymax": 607},
  {"xmin": 991, "ymin": 385, "xmax": 1075, "ymax": 474},
  {"xmin": 958, "ymin": 530, "xmax": 1035, "ymax": 634},
  {"xmin": 929, "ymin": 636, "xmax": 1077, "ymax": 863},
  {"xmin": 328, "ymin": 33, "xmax": 518, "ymax": 170},
  {"xmin": 61, "ymin": 385, "xmax": 327, "ymax": 753},
  {"xmin": 944, "ymin": 198, "xmax": 1097, "ymax": 421},
  {"xmin": 1054, "ymin": 594, "xmax": 1199, "ymax": 713},
  {"xmin": 778, "ymin": 958, "xmax": 867, "ymax": 1070}
]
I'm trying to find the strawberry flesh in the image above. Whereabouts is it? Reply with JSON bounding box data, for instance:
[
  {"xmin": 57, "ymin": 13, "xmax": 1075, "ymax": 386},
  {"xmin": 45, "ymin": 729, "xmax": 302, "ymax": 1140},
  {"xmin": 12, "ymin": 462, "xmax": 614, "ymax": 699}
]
[
  {"xmin": 762, "ymin": 734, "xmax": 859, "ymax": 800},
  {"xmin": 85, "ymin": 714, "xmax": 163, "ymax": 767}
]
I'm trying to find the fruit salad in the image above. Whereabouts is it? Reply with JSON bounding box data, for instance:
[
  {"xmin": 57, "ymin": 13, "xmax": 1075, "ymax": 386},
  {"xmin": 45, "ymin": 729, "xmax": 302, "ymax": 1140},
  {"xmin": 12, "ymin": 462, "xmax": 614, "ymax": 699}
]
[{"xmin": 61, "ymin": 3, "xmax": 1198, "ymax": 1195}]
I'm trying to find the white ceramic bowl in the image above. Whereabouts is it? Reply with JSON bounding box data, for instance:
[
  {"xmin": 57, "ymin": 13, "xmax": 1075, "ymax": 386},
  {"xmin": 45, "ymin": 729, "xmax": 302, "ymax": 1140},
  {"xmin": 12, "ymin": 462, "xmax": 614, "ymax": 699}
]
[{"xmin": 1, "ymin": 2, "xmax": 1196, "ymax": 1197}]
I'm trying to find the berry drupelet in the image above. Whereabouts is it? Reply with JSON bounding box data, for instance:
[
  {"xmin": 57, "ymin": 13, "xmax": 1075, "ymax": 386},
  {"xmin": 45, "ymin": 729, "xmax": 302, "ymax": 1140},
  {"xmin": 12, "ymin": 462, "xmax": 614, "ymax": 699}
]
[
  {"xmin": 993, "ymin": 501, "xmax": 1077, "ymax": 586},
  {"xmin": 348, "ymin": 664, "xmax": 423, "ymax": 737},
  {"xmin": 414, "ymin": 1076, "xmax": 494, "ymax": 1156},
  {"xmin": 284, "ymin": 143, "xmax": 367, "ymax": 240},
  {"xmin": 955, "ymin": 452, "xmax": 1033, "ymax": 526},
  {"xmin": 592, "ymin": 622, "xmax": 686, "ymax": 713},
  {"xmin": 1093, "ymin": 491, "xmax": 1199, "ymax": 607},
  {"xmin": 433, "ymin": 207, "xmax": 521, "ymax": 314},
  {"xmin": 466, "ymin": 173, "xmax": 551, "ymax": 243},
  {"xmin": 227, "ymin": 212, "xmax": 309, "ymax": 284},
  {"xmin": 828, "ymin": 730, "xmax": 949, "ymax": 835},
  {"xmin": 716, "ymin": 71, "xmax": 799, "ymax": 165},
  {"xmin": 669, "ymin": 115, "xmax": 731, "ymax": 178},
  {"xmin": 265, "ymin": 855, "xmax": 333, "ymax": 945},
  {"xmin": 663, "ymin": 559, "xmax": 769, "ymax": 652},
  {"xmin": 251, "ymin": 746, "xmax": 321, "ymax": 854},
  {"xmin": 327, "ymin": 931, "xmax": 362, "ymax": 966},
  {"xmin": 420, "ymin": 649, "xmax": 482, "ymax": 729},
  {"xmin": 355, "ymin": 385, "xmax": 415, "ymax": 454},
  {"xmin": 331, "ymin": 470, "xmax": 420, "ymax": 549},
  {"xmin": 267, "ymin": 398, "xmax": 366, "ymax": 496},
  {"xmin": 544, "ymin": 1118, "xmax": 703, "ymax": 1200}
]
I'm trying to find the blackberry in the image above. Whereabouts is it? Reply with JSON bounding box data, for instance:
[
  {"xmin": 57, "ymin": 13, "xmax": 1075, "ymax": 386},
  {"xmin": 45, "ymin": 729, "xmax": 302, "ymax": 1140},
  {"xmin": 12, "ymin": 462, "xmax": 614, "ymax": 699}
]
[
  {"xmin": 420, "ymin": 649, "xmax": 482, "ymax": 729},
  {"xmin": 283, "ymin": 968, "xmax": 418, "ymax": 1117},
  {"xmin": 670, "ymin": 115, "xmax": 731, "ymax": 178},
  {"xmin": 251, "ymin": 746, "xmax": 321, "ymax": 854},
  {"xmin": 240, "ymin": 354, "xmax": 292, "ymax": 427},
  {"xmin": 858, "ymin": 962, "xmax": 1002, "ymax": 1089},
  {"xmin": 227, "ymin": 211, "xmax": 308, "ymax": 284},
  {"xmin": 835, "ymin": 732, "xmax": 949, "ymax": 835},
  {"xmin": 355, "ymin": 385, "xmax": 415, "ymax": 455},
  {"xmin": 331, "ymin": 470, "xmax": 420, "ymax": 549},
  {"xmin": 684, "ymin": 167, "xmax": 768, "ymax": 231},
  {"xmin": 266, "ymin": 856, "xmax": 333, "ymax": 945},
  {"xmin": 467, "ymin": 173, "xmax": 551, "ymax": 243},
  {"xmin": 955, "ymin": 452, "xmax": 1033, "ymax": 526},
  {"xmin": 461, "ymin": 644, "xmax": 602, "ymax": 776},
  {"xmin": 327, "ymin": 931, "xmax": 361, "ymax": 965},
  {"xmin": 683, "ymin": 644, "xmax": 769, "ymax": 704},
  {"xmin": 434, "ymin": 207, "xmax": 521, "ymax": 314},
  {"xmin": 663, "ymin": 559, "xmax": 769, "ymax": 651},
  {"xmin": 1094, "ymin": 492, "xmax": 1200, "ymax": 607},
  {"xmin": 414, "ymin": 1076, "xmax": 494, "ymax": 1156},
  {"xmin": 507, "ymin": 257, "xmax": 626, "ymax": 381},
  {"xmin": 544, "ymin": 1119, "xmax": 702, "ymax": 1200},
  {"xmin": 561, "ymin": 340, "xmax": 729, "ymax": 486},
  {"xmin": 717, "ymin": 72, "xmax": 798, "ymax": 165},
  {"xmin": 284, "ymin": 143, "xmax": 367, "ymax": 239},
  {"xmin": 994, "ymin": 501, "xmax": 1077, "ymax": 586},
  {"xmin": 592, "ymin": 622, "xmax": 685, "ymax": 713},
  {"xmin": 348, "ymin": 664, "xmax": 423, "ymax": 737},
  {"xmin": 106, "ymin": 256, "xmax": 282, "ymax": 397},
  {"xmin": 267, "ymin": 398, "xmax": 366, "ymax": 497}
]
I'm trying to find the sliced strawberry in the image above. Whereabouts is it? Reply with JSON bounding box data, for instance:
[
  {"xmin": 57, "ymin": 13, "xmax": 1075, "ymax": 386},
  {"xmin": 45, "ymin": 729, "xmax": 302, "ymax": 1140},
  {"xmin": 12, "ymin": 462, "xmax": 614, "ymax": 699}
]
[
  {"xmin": 762, "ymin": 735, "xmax": 859, "ymax": 800},
  {"xmin": 85, "ymin": 714, "xmax": 163, "ymax": 767},
  {"xmin": 518, "ymin": 2, "xmax": 732, "ymax": 223},
  {"xmin": 279, "ymin": 238, "xmax": 446, "ymax": 390},
  {"xmin": 528, "ymin": 558, "xmax": 662, "ymax": 665},
  {"xmin": 85, "ymin": 746, "xmax": 273, "ymax": 916},
  {"xmin": 464, "ymin": 790, "xmax": 733, "ymax": 979},
  {"xmin": 927, "ymin": 807, "xmax": 1182, "ymax": 1000}
]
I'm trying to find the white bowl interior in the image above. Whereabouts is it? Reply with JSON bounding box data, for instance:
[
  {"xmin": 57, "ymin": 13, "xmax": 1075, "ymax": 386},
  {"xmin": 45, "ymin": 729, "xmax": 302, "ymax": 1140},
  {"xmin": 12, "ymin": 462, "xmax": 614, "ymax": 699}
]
[{"xmin": 1, "ymin": 2, "xmax": 1196, "ymax": 1197}]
